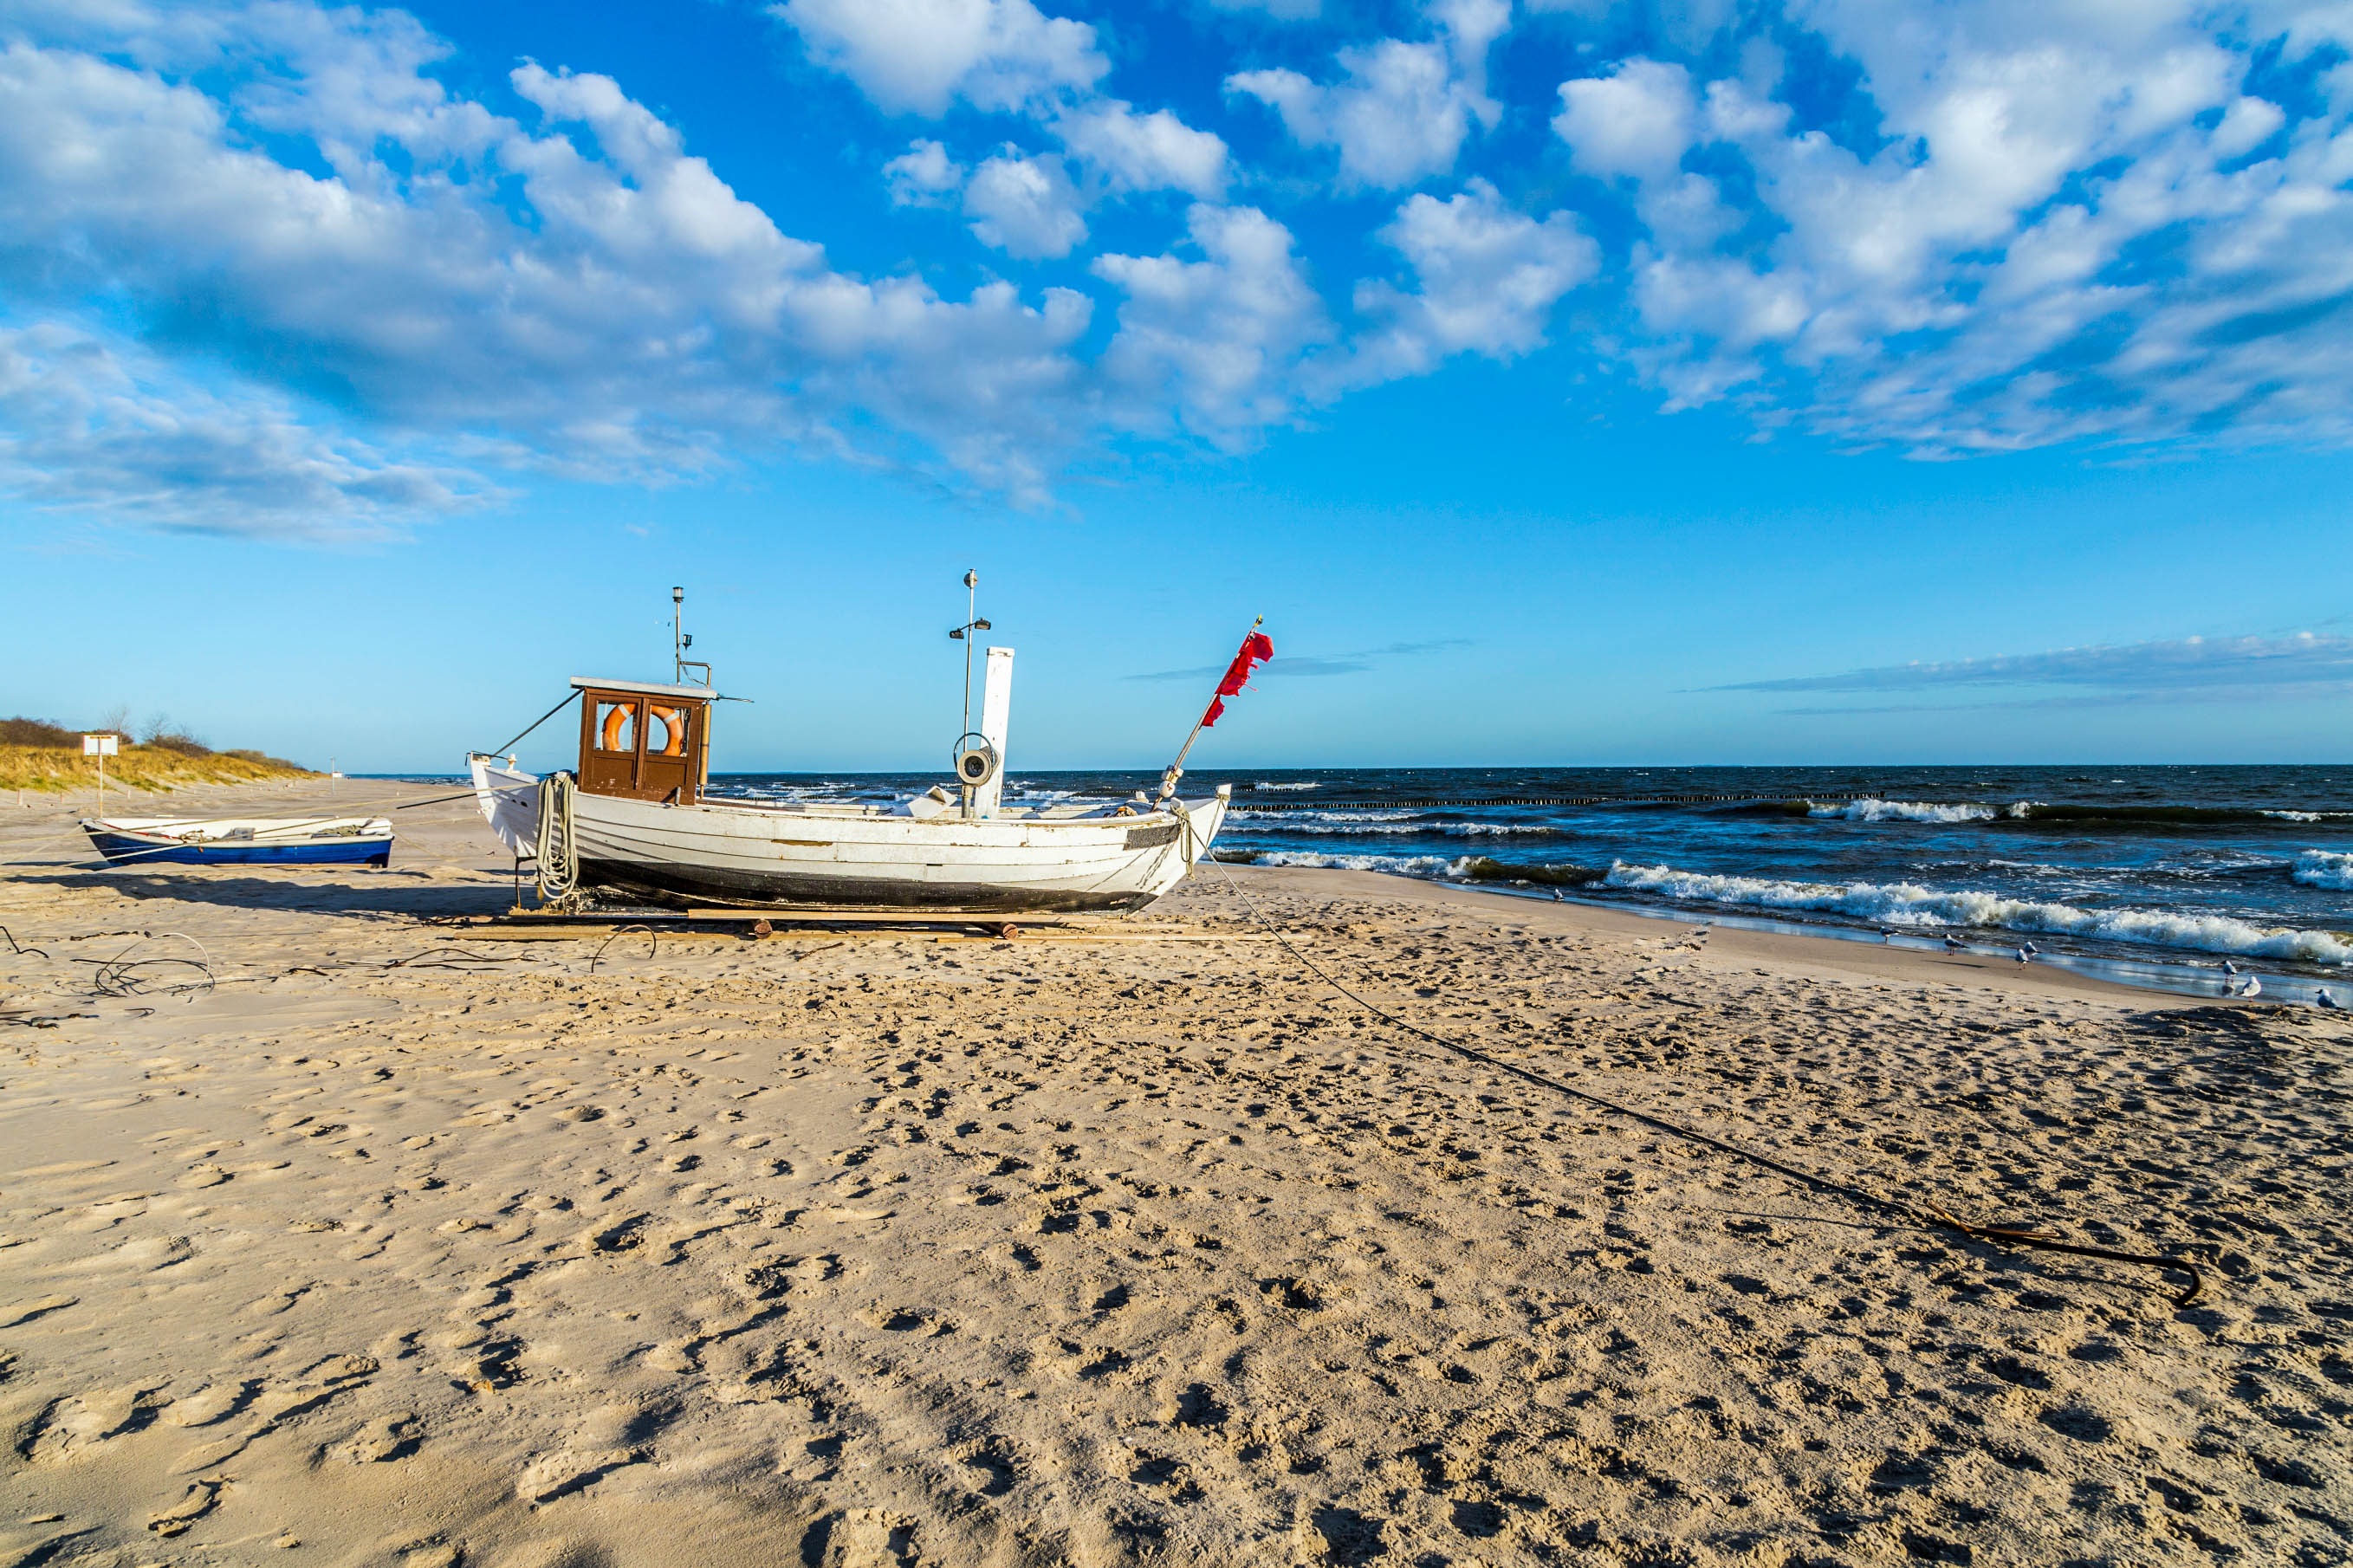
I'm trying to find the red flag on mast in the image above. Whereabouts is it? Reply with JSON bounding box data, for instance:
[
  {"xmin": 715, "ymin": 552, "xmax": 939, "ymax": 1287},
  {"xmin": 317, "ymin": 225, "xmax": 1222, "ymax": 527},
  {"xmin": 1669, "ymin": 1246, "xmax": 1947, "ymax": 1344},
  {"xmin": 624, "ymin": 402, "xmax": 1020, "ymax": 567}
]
[{"xmin": 1200, "ymin": 631, "xmax": 1274, "ymax": 728}]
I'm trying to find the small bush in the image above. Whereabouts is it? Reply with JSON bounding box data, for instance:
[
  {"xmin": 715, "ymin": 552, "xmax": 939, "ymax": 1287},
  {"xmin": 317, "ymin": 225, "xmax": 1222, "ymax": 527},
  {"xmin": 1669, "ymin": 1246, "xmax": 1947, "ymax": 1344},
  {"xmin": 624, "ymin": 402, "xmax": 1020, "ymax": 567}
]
[
  {"xmin": 142, "ymin": 729, "xmax": 213, "ymax": 757},
  {"xmin": 0, "ymin": 716, "xmax": 80, "ymax": 748},
  {"xmin": 225, "ymin": 748, "xmax": 308, "ymax": 770}
]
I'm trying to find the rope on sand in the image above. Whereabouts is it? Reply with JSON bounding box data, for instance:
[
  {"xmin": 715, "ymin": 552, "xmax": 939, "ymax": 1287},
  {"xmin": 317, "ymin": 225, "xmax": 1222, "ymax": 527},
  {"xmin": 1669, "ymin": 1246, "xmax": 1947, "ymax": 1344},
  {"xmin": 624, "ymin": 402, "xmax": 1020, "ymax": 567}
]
[
  {"xmin": 589, "ymin": 924, "xmax": 658, "ymax": 974},
  {"xmin": 0, "ymin": 924, "xmax": 49, "ymax": 959},
  {"xmin": 70, "ymin": 932, "xmax": 217, "ymax": 999},
  {"xmin": 1206, "ymin": 861, "xmax": 2206, "ymax": 1308}
]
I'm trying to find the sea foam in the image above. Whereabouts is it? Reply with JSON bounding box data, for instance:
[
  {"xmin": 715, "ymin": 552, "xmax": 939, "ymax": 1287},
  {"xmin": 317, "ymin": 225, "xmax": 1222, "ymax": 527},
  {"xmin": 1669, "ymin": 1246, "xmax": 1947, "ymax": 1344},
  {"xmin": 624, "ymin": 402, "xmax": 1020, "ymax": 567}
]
[
  {"xmin": 1809, "ymin": 798, "xmax": 1996, "ymax": 824},
  {"xmin": 1603, "ymin": 860, "xmax": 2353, "ymax": 965},
  {"xmin": 1237, "ymin": 820, "xmax": 1565, "ymax": 838},
  {"xmin": 2295, "ymin": 850, "xmax": 2353, "ymax": 891},
  {"xmin": 1254, "ymin": 850, "xmax": 1470, "ymax": 878}
]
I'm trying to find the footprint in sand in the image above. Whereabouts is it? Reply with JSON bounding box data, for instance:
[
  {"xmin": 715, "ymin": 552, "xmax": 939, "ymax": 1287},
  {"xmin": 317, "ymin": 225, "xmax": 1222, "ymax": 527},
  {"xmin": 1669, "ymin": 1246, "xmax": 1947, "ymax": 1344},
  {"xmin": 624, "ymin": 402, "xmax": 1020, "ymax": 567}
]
[
  {"xmin": 517, "ymin": 1445, "xmax": 642, "ymax": 1503},
  {"xmin": 28, "ymin": 1385, "xmax": 169, "ymax": 1461},
  {"xmin": 0, "ymin": 1294, "xmax": 77, "ymax": 1329},
  {"xmin": 335, "ymin": 1411, "xmax": 423, "ymax": 1463},
  {"xmin": 807, "ymin": 1510, "xmax": 919, "ymax": 1568},
  {"xmin": 102, "ymin": 1234, "xmax": 194, "ymax": 1271},
  {"xmin": 146, "ymin": 1478, "xmax": 221, "ymax": 1536},
  {"xmin": 165, "ymin": 1382, "xmax": 257, "ymax": 1429}
]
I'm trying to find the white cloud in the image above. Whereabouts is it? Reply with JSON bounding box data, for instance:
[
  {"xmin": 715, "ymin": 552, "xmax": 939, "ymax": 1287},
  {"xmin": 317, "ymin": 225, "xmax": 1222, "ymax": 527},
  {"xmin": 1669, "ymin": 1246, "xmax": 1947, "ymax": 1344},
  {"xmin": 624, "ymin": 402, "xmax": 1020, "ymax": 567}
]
[
  {"xmin": 1225, "ymin": 3, "xmax": 1506, "ymax": 188},
  {"xmin": 18, "ymin": 0, "xmax": 2353, "ymax": 527},
  {"xmin": 0, "ymin": 12, "xmax": 1101, "ymax": 518},
  {"xmin": 1056, "ymin": 100, "xmax": 1228, "ymax": 198},
  {"xmin": 2211, "ymin": 95, "xmax": 2286, "ymax": 159},
  {"xmin": 1092, "ymin": 204, "xmax": 1331, "ymax": 445},
  {"xmin": 0, "ymin": 320, "xmax": 490, "ymax": 536},
  {"xmin": 1552, "ymin": 59, "xmax": 1696, "ymax": 181},
  {"xmin": 1345, "ymin": 179, "xmax": 1598, "ymax": 383},
  {"xmin": 963, "ymin": 148, "xmax": 1087, "ymax": 258},
  {"xmin": 884, "ymin": 138, "xmax": 963, "ymax": 206},
  {"xmin": 773, "ymin": 0, "xmax": 1105, "ymax": 115},
  {"xmin": 1716, "ymin": 632, "xmax": 2353, "ymax": 697},
  {"xmin": 1552, "ymin": 3, "xmax": 2353, "ymax": 455}
]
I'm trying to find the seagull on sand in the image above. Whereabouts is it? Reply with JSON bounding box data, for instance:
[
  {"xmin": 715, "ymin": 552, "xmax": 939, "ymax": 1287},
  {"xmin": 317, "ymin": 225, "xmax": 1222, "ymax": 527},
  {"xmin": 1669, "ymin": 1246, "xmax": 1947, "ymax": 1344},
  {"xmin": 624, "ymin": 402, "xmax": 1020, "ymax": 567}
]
[
  {"xmin": 2319, "ymin": 988, "xmax": 2343, "ymax": 1011},
  {"xmin": 2233, "ymin": 974, "xmax": 2263, "ymax": 999},
  {"xmin": 1942, "ymin": 936, "xmax": 1966, "ymax": 954},
  {"xmin": 2224, "ymin": 959, "xmax": 2241, "ymax": 976},
  {"xmin": 2014, "ymin": 947, "xmax": 2032, "ymax": 964},
  {"xmin": 2023, "ymin": 941, "xmax": 2040, "ymax": 956}
]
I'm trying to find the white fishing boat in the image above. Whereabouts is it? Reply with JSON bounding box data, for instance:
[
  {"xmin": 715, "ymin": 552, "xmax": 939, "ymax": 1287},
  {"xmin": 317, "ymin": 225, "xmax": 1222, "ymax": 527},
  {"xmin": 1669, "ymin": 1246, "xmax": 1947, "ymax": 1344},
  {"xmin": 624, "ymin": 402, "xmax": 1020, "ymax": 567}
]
[{"xmin": 467, "ymin": 582, "xmax": 1267, "ymax": 915}]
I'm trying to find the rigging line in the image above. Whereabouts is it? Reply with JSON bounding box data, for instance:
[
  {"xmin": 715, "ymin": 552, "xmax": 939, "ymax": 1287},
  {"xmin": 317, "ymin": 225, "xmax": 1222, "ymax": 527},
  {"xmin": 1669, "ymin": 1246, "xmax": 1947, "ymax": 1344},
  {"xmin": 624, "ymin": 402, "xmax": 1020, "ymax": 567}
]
[{"xmin": 1201, "ymin": 858, "xmax": 2204, "ymax": 1308}]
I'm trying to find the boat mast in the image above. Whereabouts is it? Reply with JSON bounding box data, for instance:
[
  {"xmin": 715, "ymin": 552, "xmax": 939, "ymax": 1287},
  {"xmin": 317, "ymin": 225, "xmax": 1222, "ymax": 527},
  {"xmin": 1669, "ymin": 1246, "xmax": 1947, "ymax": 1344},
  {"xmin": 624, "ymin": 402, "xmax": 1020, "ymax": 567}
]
[
  {"xmin": 671, "ymin": 586, "xmax": 710, "ymax": 686},
  {"xmin": 947, "ymin": 571, "xmax": 994, "ymax": 819},
  {"xmin": 961, "ymin": 571, "xmax": 977, "ymax": 738}
]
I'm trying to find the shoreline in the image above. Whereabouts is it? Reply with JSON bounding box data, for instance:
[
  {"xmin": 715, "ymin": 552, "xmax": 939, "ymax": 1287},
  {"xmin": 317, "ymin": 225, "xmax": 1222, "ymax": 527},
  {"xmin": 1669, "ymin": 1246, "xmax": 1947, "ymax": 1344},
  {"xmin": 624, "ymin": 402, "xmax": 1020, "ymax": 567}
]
[{"xmin": 20, "ymin": 772, "xmax": 2343, "ymax": 1008}]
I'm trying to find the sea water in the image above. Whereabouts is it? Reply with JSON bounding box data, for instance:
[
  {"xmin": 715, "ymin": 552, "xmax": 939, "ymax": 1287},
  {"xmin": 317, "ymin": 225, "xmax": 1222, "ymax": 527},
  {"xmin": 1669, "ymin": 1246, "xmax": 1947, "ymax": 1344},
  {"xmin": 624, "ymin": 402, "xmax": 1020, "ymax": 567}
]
[{"xmin": 705, "ymin": 765, "xmax": 2353, "ymax": 1000}]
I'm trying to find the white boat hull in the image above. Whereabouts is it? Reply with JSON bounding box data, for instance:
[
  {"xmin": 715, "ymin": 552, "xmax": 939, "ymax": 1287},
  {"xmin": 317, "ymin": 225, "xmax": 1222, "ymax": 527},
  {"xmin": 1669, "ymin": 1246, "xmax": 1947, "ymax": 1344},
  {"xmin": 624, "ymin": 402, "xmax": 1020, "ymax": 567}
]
[
  {"xmin": 473, "ymin": 765, "xmax": 1229, "ymax": 914},
  {"xmin": 573, "ymin": 792, "xmax": 1229, "ymax": 912}
]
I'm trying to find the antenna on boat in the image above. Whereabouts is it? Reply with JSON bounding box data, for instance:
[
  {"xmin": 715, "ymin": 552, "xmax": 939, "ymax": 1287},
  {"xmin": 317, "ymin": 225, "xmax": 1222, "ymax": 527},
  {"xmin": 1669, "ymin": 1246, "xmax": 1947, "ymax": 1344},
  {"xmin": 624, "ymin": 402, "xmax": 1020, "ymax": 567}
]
[
  {"xmin": 948, "ymin": 570, "xmax": 995, "ymax": 819},
  {"xmin": 671, "ymin": 586, "xmax": 710, "ymax": 686}
]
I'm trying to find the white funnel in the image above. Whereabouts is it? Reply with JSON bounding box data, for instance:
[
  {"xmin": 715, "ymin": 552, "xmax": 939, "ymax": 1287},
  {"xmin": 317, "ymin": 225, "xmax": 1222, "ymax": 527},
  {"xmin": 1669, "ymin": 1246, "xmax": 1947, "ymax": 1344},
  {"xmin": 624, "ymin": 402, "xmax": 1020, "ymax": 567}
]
[{"xmin": 976, "ymin": 646, "xmax": 1014, "ymax": 817}]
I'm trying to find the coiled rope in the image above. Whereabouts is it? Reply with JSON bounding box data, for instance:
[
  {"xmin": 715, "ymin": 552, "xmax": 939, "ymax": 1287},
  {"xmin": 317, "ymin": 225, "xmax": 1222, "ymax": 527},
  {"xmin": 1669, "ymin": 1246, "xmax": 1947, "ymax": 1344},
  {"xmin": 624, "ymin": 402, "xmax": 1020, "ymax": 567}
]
[
  {"xmin": 1202, "ymin": 858, "xmax": 2205, "ymax": 1308},
  {"xmin": 535, "ymin": 772, "xmax": 580, "ymax": 902}
]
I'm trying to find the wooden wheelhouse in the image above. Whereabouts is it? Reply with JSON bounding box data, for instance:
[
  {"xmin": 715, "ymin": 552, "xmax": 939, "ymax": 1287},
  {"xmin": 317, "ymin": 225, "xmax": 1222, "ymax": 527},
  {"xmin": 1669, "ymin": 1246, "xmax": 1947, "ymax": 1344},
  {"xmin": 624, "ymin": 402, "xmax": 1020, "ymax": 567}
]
[{"xmin": 572, "ymin": 677, "xmax": 715, "ymax": 804}]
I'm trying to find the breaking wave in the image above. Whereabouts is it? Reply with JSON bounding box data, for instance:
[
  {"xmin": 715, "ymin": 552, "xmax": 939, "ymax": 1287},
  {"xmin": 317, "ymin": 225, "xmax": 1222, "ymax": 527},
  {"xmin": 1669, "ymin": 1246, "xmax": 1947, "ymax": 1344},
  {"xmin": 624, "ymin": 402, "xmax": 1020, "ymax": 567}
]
[
  {"xmin": 2295, "ymin": 850, "xmax": 2353, "ymax": 891},
  {"xmin": 1808, "ymin": 798, "xmax": 1997, "ymax": 824},
  {"xmin": 1603, "ymin": 861, "xmax": 2353, "ymax": 965},
  {"xmin": 1248, "ymin": 850, "xmax": 1469, "ymax": 878},
  {"xmin": 2267, "ymin": 810, "xmax": 2353, "ymax": 823},
  {"xmin": 1232, "ymin": 851, "xmax": 1605, "ymax": 887},
  {"xmin": 1254, "ymin": 781, "xmax": 1320, "ymax": 791},
  {"xmin": 1233, "ymin": 820, "xmax": 1569, "ymax": 839}
]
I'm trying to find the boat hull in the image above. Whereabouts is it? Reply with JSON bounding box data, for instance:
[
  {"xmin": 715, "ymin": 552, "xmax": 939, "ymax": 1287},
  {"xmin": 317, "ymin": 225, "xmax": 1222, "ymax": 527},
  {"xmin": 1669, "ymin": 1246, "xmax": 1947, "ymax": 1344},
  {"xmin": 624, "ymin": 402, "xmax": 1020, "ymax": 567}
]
[
  {"xmin": 563, "ymin": 790, "xmax": 1228, "ymax": 913},
  {"xmin": 82, "ymin": 820, "xmax": 392, "ymax": 867}
]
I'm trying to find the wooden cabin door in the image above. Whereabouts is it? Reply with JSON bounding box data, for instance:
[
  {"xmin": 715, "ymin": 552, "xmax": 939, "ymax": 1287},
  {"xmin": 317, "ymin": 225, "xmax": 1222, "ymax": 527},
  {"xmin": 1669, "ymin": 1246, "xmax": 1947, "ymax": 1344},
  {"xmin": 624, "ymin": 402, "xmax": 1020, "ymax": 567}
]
[
  {"xmin": 638, "ymin": 702, "xmax": 698, "ymax": 804},
  {"xmin": 581, "ymin": 696, "xmax": 644, "ymax": 798}
]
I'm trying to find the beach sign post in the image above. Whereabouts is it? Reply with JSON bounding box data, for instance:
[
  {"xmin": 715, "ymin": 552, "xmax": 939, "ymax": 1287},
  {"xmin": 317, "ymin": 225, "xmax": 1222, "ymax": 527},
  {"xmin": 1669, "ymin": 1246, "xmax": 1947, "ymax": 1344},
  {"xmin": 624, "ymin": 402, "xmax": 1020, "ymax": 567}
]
[{"xmin": 83, "ymin": 732, "xmax": 117, "ymax": 813}]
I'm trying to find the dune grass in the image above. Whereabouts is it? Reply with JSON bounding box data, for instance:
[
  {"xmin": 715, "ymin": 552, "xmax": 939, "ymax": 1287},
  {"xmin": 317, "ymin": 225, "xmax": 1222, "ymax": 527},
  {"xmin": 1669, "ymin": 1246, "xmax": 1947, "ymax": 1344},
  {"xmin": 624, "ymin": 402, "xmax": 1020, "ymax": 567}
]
[{"xmin": 1, "ymin": 742, "xmax": 316, "ymax": 797}]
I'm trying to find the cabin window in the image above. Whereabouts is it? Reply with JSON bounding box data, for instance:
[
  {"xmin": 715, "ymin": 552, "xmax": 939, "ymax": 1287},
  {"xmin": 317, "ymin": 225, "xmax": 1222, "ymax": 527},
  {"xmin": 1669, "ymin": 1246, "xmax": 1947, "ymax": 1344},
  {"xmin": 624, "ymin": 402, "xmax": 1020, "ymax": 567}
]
[
  {"xmin": 646, "ymin": 704, "xmax": 689, "ymax": 758},
  {"xmin": 593, "ymin": 700, "xmax": 639, "ymax": 755}
]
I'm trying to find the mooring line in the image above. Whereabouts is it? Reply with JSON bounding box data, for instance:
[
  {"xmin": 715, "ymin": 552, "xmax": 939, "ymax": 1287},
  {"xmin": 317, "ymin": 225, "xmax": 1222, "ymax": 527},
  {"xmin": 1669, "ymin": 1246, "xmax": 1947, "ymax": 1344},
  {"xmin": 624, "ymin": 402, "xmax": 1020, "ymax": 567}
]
[{"xmin": 1204, "ymin": 860, "xmax": 2204, "ymax": 1307}]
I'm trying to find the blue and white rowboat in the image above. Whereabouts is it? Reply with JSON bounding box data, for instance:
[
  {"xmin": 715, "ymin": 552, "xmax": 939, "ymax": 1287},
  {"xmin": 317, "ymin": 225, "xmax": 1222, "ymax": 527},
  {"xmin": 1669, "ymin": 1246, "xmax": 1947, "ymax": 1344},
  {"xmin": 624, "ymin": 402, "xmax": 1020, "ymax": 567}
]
[{"xmin": 81, "ymin": 816, "xmax": 393, "ymax": 867}]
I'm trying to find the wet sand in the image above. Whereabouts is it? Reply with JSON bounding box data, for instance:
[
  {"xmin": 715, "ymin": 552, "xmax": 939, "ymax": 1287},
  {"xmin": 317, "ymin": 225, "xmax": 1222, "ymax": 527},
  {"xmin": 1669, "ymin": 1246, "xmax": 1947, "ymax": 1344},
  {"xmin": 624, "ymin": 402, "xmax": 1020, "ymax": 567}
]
[{"xmin": 3, "ymin": 778, "xmax": 2349, "ymax": 1566}]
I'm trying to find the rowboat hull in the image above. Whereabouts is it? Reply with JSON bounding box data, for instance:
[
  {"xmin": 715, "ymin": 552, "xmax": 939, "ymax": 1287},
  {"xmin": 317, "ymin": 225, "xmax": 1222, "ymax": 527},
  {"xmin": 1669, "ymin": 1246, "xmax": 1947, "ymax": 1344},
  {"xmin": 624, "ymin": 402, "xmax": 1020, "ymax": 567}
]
[
  {"xmin": 570, "ymin": 790, "xmax": 1229, "ymax": 913},
  {"xmin": 81, "ymin": 817, "xmax": 393, "ymax": 867}
]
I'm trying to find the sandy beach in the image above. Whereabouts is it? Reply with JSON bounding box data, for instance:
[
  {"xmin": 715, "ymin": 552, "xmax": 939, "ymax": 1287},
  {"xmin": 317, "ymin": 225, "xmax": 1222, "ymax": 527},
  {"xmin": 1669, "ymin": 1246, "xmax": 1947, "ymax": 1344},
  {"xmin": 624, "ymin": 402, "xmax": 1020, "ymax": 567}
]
[{"xmin": 3, "ymin": 777, "xmax": 2349, "ymax": 1567}]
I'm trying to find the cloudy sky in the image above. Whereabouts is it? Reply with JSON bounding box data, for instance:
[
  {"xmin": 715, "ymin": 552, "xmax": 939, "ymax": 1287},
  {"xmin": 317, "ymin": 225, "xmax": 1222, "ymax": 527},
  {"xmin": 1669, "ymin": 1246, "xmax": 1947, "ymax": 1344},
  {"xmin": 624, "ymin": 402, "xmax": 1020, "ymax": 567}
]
[{"xmin": 3, "ymin": 0, "xmax": 2350, "ymax": 769}]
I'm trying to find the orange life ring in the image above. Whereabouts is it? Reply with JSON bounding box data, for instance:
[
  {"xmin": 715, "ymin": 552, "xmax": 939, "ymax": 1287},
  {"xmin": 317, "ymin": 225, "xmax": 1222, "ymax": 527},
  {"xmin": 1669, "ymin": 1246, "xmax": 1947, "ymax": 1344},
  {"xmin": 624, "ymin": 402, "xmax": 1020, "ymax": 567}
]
[
  {"xmin": 648, "ymin": 705, "xmax": 687, "ymax": 757},
  {"xmin": 600, "ymin": 703, "xmax": 634, "ymax": 752}
]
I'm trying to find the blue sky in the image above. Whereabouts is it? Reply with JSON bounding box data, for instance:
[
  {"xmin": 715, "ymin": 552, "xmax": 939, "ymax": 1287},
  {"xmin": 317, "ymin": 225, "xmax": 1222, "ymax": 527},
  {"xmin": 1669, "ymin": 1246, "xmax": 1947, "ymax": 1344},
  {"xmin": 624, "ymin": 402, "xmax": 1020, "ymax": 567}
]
[{"xmin": 2, "ymin": 0, "xmax": 2350, "ymax": 772}]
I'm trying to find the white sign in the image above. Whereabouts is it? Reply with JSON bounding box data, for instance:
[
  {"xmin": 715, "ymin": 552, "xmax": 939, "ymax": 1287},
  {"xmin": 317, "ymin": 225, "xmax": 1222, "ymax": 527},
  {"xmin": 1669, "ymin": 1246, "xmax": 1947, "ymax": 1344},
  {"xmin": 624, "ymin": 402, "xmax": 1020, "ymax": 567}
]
[{"xmin": 82, "ymin": 735, "xmax": 118, "ymax": 757}]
